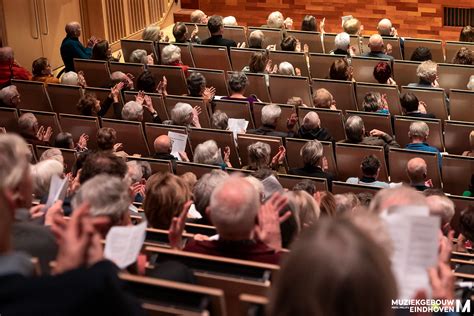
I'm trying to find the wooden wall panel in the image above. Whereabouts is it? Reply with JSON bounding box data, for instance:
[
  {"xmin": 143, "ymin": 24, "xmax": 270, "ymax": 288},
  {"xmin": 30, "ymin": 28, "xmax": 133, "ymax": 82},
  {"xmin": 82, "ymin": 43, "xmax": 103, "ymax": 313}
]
[{"xmin": 196, "ymin": 0, "xmax": 474, "ymax": 41}]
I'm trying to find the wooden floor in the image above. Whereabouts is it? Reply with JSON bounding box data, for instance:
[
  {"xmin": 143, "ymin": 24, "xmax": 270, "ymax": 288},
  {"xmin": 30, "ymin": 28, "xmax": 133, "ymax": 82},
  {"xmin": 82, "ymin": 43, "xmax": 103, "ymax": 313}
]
[{"xmin": 184, "ymin": 0, "xmax": 474, "ymax": 42}]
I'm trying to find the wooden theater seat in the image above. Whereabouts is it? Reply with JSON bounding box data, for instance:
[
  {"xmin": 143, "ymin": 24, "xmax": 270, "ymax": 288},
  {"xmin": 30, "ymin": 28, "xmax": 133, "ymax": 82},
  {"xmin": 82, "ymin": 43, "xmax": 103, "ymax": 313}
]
[
  {"xmin": 345, "ymin": 111, "xmax": 393, "ymax": 136},
  {"xmin": 12, "ymin": 79, "xmax": 52, "ymax": 112},
  {"xmin": 126, "ymin": 156, "xmax": 173, "ymax": 174},
  {"xmin": 445, "ymin": 41, "xmax": 474, "ymax": 64},
  {"xmin": 309, "ymin": 53, "xmax": 346, "ymax": 79},
  {"xmin": 393, "ymin": 116, "xmax": 444, "ymax": 151},
  {"xmin": 58, "ymin": 114, "xmax": 100, "ymax": 150},
  {"xmin": 450, "ymin": 90, "xmax": 474, "ymax": 123},
  {"xmin": 229, "ymin": 47, "xmax": 264, "ymax": 72},
  {"xmin": 297, "ymin": 107, "xmax": 345, "ymax": 142},
  {"xmin": 158, "ymin": 42, "xmax": 195, "ymax": 67},
  {"xmin": 355, "ymin": 82, "xmax": 402, "ymax": 115},
  {"xmin": 223, "ymin": 26, "xmax": 247, "ymax": 46},
  {"xmin": 108, "ymin": 61, "xmax": 144, "ymax": 88},
  {"xmin": 403, "ymin": 38, "xmax": 444, "ymax": 63},
  {"xmin": 191, "ymin": 45, "xmax": 232, "ymax": 72},
  {"xmin": 252, "ymin": 102, "xmax": 295, "ymax": 132},
  {"xmin": 277, "ymin": 174, "xmax": 328, "ymax": 191},
  {"xmin": 175, "ymin": 161, "xmax": 220, "ymax": 178},
  {"xmin": 213, "ymin": 99, "xmax": 255, "ymax": 129},
  {"xmin": 444, "ymin": 120, "xmax": 474, "ymax": 155},
  {"xmin": 120, "ymin": 39, "xmax": 156, "ymax": 63},
  {"xmin": 335, "ymin": 143, "xmax": 388, "ymax": 181},
  {"xmin": 101, "ymin": 118, "xmax": 150, "ymax": 156},
  {"xmin": 0, "ymin": 107, "xmax": 19, "ymax": 133},
  {"xmin": 331, "ymin": 181, "xmax": 382, "ymax": 195},
  {"xmin": 189, "ymin": 68, "xmax": 229, "ymax": 96},
  {"xmin": 46, "ymin": 83, "xmax": 82, "ymax": 115},
  {"xmin": 237, "ymin": 134, "xmax": 283, "ymax": 167},
  {"xmin": 164, "ymin": 95, "xmax": 210, "ymax": 128},
  {"xmin": 285, "ymin": 138, "xmax": 337, "ymax": 177},
  {"xmin": 269, "ymin": 50, "xmax": 310, "ymax": 77},
  {"xmin": 144, "ymin": 123, "xmax": 192, "ymax": 158},
  {"xmin": 393, "ymin": 60, "xmax": 420, "ymax": 88},
  {"xmin": 351, "ymin": 56, "xmax": 392, "ymax": 84},
  {"xmin": 19, "ymin": 109, "xmax": 61, "ymax": 140},
  {"xmin": 123, "ymin": 91, "xmax": 168, "ymax": 123},
  {"xmin": 36, "ymin": 146, "xmax": 76, "ymax": 173},
  {"xmin": 285, "ymin": 30, "xmax": 323, "ymax": 53},
  {"xmin": 73, "ymin": 59, "xmax": 110, "ymax": 88},
  {"xmin": 246, "ymin": 27, "xmax": 282, "ymax": 49},
  {"xmin": 442, "ymin": 155, "xmax": 474, "ymax": 195},
  {"xmin": 312, "ymin": 78, "xmax": 357, "ymax": 112},
  {"xmin": 268, "ymin": 74, "xmax": 312, "ymax": 106},
  {"xmin": 438, "ymin": 63, "xmax": 474, "ymax": 92}
]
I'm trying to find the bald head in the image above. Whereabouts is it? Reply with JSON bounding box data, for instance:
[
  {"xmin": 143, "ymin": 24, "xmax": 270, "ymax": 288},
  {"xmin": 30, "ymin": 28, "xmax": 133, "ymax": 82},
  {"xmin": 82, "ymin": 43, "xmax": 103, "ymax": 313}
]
[
  {"xmin": 153, "ymin": 135, "xmax": 172, "ymax": 154},
  {"xmin": 369, "ymin": 186, "xmax": 427, "ymax": 214},
  {"xmin": 368, "ymin": 34, "xmax": 384, "ymax": 52},
  {"xmin": 65, "ymin": 22, "xmax": 81, "ymax": 37},
  {"xmin": 377, "ymin": 19, "xmax": 392, "ymax": 36},
  {"xmin": 407, "ymin": 158, "xmax": 427, "ymax": 184},
  {"xmin": 0, "ymin": 47, "xmax": 13, "ymax": 62}
]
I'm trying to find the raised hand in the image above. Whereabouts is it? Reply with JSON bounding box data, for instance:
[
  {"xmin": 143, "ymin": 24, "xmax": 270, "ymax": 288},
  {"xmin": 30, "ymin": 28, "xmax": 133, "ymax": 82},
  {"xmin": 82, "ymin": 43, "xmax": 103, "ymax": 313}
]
[
  {"xmin": 295, "ymin": 39, "xmax": 302, "ymax": 53},
  {"xmin": 178, "ymin": 151, "xmax": 190, "ymax": 162},
  {"xmin": 295, "ymin": 67, "xmax": 302, "ymax": 76},
  {"xmin": 135, "ymin": 90, "xmax": 145, "ymax": 105},
  {"xmin": 202, "ymin": 87, "xmax": 216, "ymax": 102},
  {"xmin": 77, "ymin": 71, "xmax": 87, "ymax": 87},
  {"xmin": 303, "ymin": 43, "xmax": 309, "ymax": 54},
  {"xmin": 113, "ymin": 142, "xmax": 123, "ymax": 152},
  {"xmin": 77, "ymin": 133, "xmax": 89, "ymax": 150},
  {"xmin": 192, "ymin": 106, "xmax": 202, "ymax": 128},
  {"xmin": 169, "ymin": 200, "xmax": 193, "ymax": 249},
  {"xmin": 283, "ymin": 17, "xmax": 293, "ymax": 30},
  {"xmin": 143, "ymin": 95, "xmax": 154, "ymax": 113},
  {"xmin": 191, "ymin": 24, "xmax": 199, "ymax": 39},
  {"xmin": 156, "ymin": 76, "xmax": 168, "ymax": 96},
  {"xmin": 319, "ymin": 18, "xmax": 326, "ymax": 34},
  {"xmin": 428, "ymin": 261, "xmax": 455, "ymax": 300},
  {"xmin": 36, "ymin": 125, "xmax": 45, "ymax": 140}
]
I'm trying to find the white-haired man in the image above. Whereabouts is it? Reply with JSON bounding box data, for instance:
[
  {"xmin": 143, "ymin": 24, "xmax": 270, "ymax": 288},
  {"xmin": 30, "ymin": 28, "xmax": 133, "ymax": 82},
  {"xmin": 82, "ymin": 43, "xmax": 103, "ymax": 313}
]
[
  {"xmin": 297, "ymin": 111, "xmax": 333, "ymax": 141},
  {"xmin": 263, "ymin": 11, "xmax": 293, "ymax": 29},
  {"xmin": 0, "ymin": 47, "xmax": 32, "ymax": 85},
  {"xmin": 169, "ymin": 102, "xmax": 201, "ymax": 127},
  {"xmin": 60, "ymin": 21, "xmax": 97, "ymax": 72},
  {"xmin": 405, "ymin": 121, "xmax": 442, "ymax": 167},
  {"xmin": 18, "ymin": 112, "xmax": 52, "ymax": 146},
  {"xmin": 426, "ymin": 194, "xmax": 455, "ymax": 233},
  {"xmin": 364, "ymin": 34, "xmax": 393, "ymax": 61},
  {"xmin": 122, "ymin": 92, "xmax": 161, "ymax": 123},
  {"xmin": 248, "ymin": 103, "xmax": 297, "ymax": 137},
  {"xmin": 0, "ymin": 85, "xmax": 21, "ymax": 108},
  {"xmin": 331, "ymin": 32, "xmax": 355, "ymax": 57},
  {"xmin": 409, "ymin": 60, "xmax": 439, "ymax": 88}
]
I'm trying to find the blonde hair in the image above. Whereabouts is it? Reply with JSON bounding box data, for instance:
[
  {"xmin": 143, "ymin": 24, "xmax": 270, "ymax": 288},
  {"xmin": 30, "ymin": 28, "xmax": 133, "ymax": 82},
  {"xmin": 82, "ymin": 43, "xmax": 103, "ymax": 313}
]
[
  {"xmin": 142, "ymin": 25, "xmax": 161, "ymax": 41},
  {"xmin": 292, "ymin": 190, "xmax": 320, "ymax": 227},
  {"xmin": 343, "ymin": 18, "xmax": 361, "ymax": 35}
]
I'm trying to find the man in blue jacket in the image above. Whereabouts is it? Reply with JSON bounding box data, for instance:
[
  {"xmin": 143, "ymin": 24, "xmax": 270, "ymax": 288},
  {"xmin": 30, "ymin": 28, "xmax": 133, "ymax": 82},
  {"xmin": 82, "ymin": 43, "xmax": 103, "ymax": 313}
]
[
  {"xmin": 405, "ymin": 121, "xmax": 442, "ymax": 168},
  {"xmin": 60, "ymin": 22, "xmax": 97, "ymax": 72}
]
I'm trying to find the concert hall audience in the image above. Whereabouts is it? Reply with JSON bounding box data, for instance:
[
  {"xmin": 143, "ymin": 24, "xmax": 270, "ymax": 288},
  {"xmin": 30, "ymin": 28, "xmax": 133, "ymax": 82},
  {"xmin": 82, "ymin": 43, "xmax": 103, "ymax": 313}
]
[
  {"xmin": 32, "ymin": 57, "xmax": 60, "ymax": 84},
  {"xmin": 202, "ymin": 15, "xmax": 237, "ymax": 49},
  {"xmin": 0, "ymin": 47, "xmax": 32, "ymax": 85},
  {"xmin": 361, "ymin": 92, "xmax": 389, "ymax": 114},
  {"xmin": 222, "ymin": 72, "xmax": 259, "ymax": 105},
  {"xmin": 161, "ymin": 44, "xmax": 189, "ymax": 75},
  {"xmin": 331, "ymin": 32, "xmax": 355, "ymax": 57},
  {"xmin": 400, "ymin": 92, "xmax": 435, "ymax": 118},
  {"xmin": 60, "ymin": 22, "xmax": 96, "ymax": 72},
  {"xmin": 364, "ymin": 34, "xmax": 394, "ymax": 60},
  {"xmin": 452, "ymin": 47, "xmax": 473, "ymax": 65},
  {"xmin": 129, "ymin": 49, "xmax": 154, "ymax": 65},
  {"xmin": 405, "ymin": 121, "xmax": 442, "ymax": 167},
  {"xmin": 301, "ymin": 15, "xmax": 317, "ymax": 32},
  {"xmin": 346, "ymin": 155, "xmax": 389, "ymax": 188},
  {"xmin": 373, "ymin": 61, "xmax": 396, "ymax": 85},
  {"xmin": 328, "ymin": 58, "xmax": 353, "ymax": 81},
  {"xmin": 18, "ymin": 113, "xmax": 53, "ymax": 146},
  {"xmin": 462, "ymin": 131, "xmax": 474, "ymax": 157},
  {"xmin": 297, "ymin": 111, "xmax": 333, "ymax": 141},
  {"xmin": 173, "ymin": 22, "xmax": 200, "ymax": 44},
  {"xmin": 459, "ymin": 25, "xmax": 474, "ymax": 42},
  {"xmin": 406, "ymin": 157, "xmax": 430, "ymax": 191},
  {"xmin": 247, "ymin": 104, "xmax": 297, "ymax": 137},
  {"xmin": 190, "ymin": 10, "xmax": 208, "ymax": 24}
]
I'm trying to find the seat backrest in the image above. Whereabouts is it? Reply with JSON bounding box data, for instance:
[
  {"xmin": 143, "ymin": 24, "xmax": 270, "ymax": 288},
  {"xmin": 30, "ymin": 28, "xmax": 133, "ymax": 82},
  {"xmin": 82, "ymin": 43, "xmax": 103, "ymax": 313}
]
[
  {"xmin": 247, "ymin": 27, "xmax": 282, "ymax": 48},
  {"xmin": 445, "ymin": 41, "xmax": 474, "ymax": 64},
  {"xmin": 237, "ymin": 134, "xmax": 283, "ymax": 167},
  {"xmin": 46, "ymin": 83, "xmax": 83, "ymax": 115},
  {"xmin": 175, "ymin": 161, "xmax": 220, "ymax": 178},
  {"xmin": 438, "ymin": 63, "xmax": 474, "ymax": 91},
  {"xmin": 278, "ymin": 174, "xmax": 328, "ymax": 191},
  {"xmin": 400, "ymin": 86, "xmax": 448, "ymax": 121},
  {"xmin": 449, "ymin": 195, "xmax": 474, "ymax": 234},
  {"xmin": 335, "ymin": 142, "xmax": 388, "ymax": 181},
  {"xmin": 144, "ymin": 123, "xmax": 191, "ymax": 158},
  {"xmin": 331, "ymin": 181, "xmax": 382, "ymax": 195},
  {"xmin": 164, "ymin": 95, "xmax": 210, "ymax": 128},
  {"xmin": 444, "ymin": 120, "xmax": 474, "ymax": 155},
  {"xmin": 285, "ymin": 138, "xmax": 337, "ymax": 176},
  {"xmin": 352, "ymin": 56, "xmax": 392, "ymax": 84},
  {"xmin": 322, "ymin": 33, "xmax": 360, "ymax": 55},
  {"xmin": 108, "ymin": 61, "xmax": 144, "ymax": 88},
  {"xmin": 223, "ymin": 26, "xmax": 247, "ymax": 46},
  {"xmin": 123, "ymin": 91, "xmax": 168, "ymax": 123},
  {"xmin": 269, "ymin": 50, "xmax": 310, "ymax": 77},
  {"xmin": 268, "ymin": 74, "xmax": 312, "ymax": 106},
  {"xmin": 213, "ymin": 99, "xmax": 255, "ymax": 129},
  {"xmin": 0, "ymin": 107, "xmax": 19, "ymax": 133},
  {"xmin": 403, "ymin": 38, "xmax": 444, "ymax": 63},
  {"xmin": 36, "ymin": 146, "xmax": 76, "ymax": 172},
  {"xmin": 101, "ymin": 118, "xmax": 150, "ymax": 156},
  {"xmin": 297, "ymin": 107, "xmax": 346, "ymax": 142},
  {"xmin": 83, "ymin": 87, "xmax": 118, "ymax": 119},
  {"xmin": 189, "ymin": 68, "xmax": 229, "ymax": 96},
  {"xmin": 388, "ymin": 148, "xmax": 442, "ymax": 187},
  {"xmin": 393, "ymin": 60, "xmax": 420, "ymax": 88},
  {"xmin": 442, "ymin": 154, "xmax": 474, "ymax": 195},
  {"xmin": 393, "ymin": 115, "xmax": 444, "ymax": 150},
  {"xmin": 120, "ymin": 39, "xmax": 156, "ymax": 63},
  {"xmin": 19, "ymin": 109, "xmax": 61, "ymax": 140},
  {"xmin": 450, "ymin": 89, "xmax": 474, "ymax": 123},
  {"xmin": 361, "ymin": 36, "xmax": 403, "ymax": 60},
  {"xmin": 244, "ymin": 73, "xmax": 271, "ymax": 103},
  {"xmin": 308, "ymin": 53, "xmax": 346, "ymax": 79},
  {"xmin": 311, "ymin": 78, "xmax": 357, "ymax": 112},
  {"xmin": 189, "ymin": 127, "xmax": 240, "ymax": 168},
  {"xmin": 355, "ymin": 82, "xmax": 402, "ymax": 115},
  {"xmin": 12, "ymin": 79, "xmax": 52, "ymax": 112},
  {"xmin": 59, "ymin": 114, "xmax": 100, "ymax": 150},
  {"xmin": 73, "ymin": 59, "xmax": 110, "ymax": 88},
  {"xmin": 191, "ymin": 45, "xmax": 232, "ymax": 72},
  {"xmin": 229, "ymin": 47, "xmax": 264, "ymax": 71},
  {"xmin": 252, "ymin": 102, "xmax": 295, "ymax": 132},
  {"xmin": 126, "ymin": 156, "xmax": 173, "ymax": 174},
  {"xmin": 183, "ymin": 23, "xmax": 211, "ymax": 42},
  {"xmin": 147, "ymin": 64, "xmax": 188, "ymax": 96},
  {"xmin": 184, "ymin": 223, "xmax": 217, "ymax": 236},
  {"xmin": 286, "ymin": 30, "xmax": 323, "ymax": 53},
  {"xmin": 345, "ymin": 111, "xmax": 393, "ymax": 135},
  {"xmin": 158, "ymin": 42, "xmax": 195, "ymax": 67}
]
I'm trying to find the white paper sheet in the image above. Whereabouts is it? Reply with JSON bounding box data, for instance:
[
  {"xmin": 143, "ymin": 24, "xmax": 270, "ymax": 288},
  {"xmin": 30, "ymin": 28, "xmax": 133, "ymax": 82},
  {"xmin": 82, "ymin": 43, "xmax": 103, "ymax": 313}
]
[
  {"xmin": 262, "ymin": 175, "xmax": 283, "ymax": 200},
  {"xmin": 168, "ymin": 131, "xmax": 187, "ymax": 160},
  {"xmin": 228, "ymin": 118, "xmax": 249, "ymax": 139},
  {"xmin": 383, "ymin": 206, "xmax": 440, "ymax": 299},
  {"xmin": 104, "ymin": 220, "xmax": 147, "ymax": 269},
  {"xmin": 45, "ymin": 174, "xmax": 68, "ymax": 210}
]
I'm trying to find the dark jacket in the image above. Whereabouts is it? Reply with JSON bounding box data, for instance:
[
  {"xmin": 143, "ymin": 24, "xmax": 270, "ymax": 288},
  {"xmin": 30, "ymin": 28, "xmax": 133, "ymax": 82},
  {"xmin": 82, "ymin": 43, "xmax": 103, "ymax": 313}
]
[
  {"xmin": 363, "ymin": 51, "xmax": 394, "ymax": 61},
  {"xmin": 404, "ymin": 112, "xmax": 436, "ymax": 119},
  {"xmin": 201, "ymin": 35, "xmax": 237, "ymax": 50},
  {"xmin": 60, "ymin": 36, "xmax": 92, "ymax": 72},
  {"xmin": 341, "ymin": 133, "xmax": 400, "ymax": 155},
  {"xmin": 248, "ymin": 124, "xmax": 295, "ymax": 138},
  {"xmin": 297, "ymin": 126, "xmax": 333, "ymax": 142},
  {"xmin": 153, "ymin": 152, "xmax": 178, "ymax": 173},
  {"xmin": 288, "ymin": 165, "xmax": 334, "ymax": 189}
]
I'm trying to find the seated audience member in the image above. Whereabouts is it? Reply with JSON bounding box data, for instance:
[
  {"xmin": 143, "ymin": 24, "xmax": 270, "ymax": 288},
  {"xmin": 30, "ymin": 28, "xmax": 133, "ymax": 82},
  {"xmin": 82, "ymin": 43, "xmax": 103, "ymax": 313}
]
[
  {"xmin": 301, "ymin": 15, "xmax": 317, "ymax": 32},
  {"xmin": 243, "ymin": 141, "xmax": 286, "ymax": 173},
  {"xmin": 32, "ymin": 57, "xmax": 60, "ymax": 84},
  {"xmin": 462, "ymin": 131, "xmax": 474, "ymax": 157},
  {"xmin": 223, "ymin": 16, "xmax": 237, "ymax": 26},
  {"xmin": 377, "ymin": 18, "xmax": 399, "ymax": 37},
  {"xmin": 331, "ymin": 32, "xmax": 354, "ymax": 57},
  {"xmin": 123, "ymin": 92, "xmax": 161, "ymax": 123},
  {"xmin": 297, "ymin": 111, "xmax": 333, "ymax": 141},
  {"xmin": 186, "ymin": 72, "xmax": 215, "ymax": 101},
  {"xmin": 31, "ymin": 159, "xmax": 64, "ymax": 199},
  {"xmin": 0, "ymin": 85, "xmax": 21, "ymax": 107},
  {"xmin": 169, "ymin": 102, "xmax": 201, "ymax": 128},
  {"xmin": 361, "ymin": 92, "xmax": 389, "ymax": 114},
  {"xmin": 462, "ymin": 175, "xmax": 474, "ymax": 197},
  {"xmin": 55, "ymin": 132, "xmax": 88, "ymax": 152},
  {"xmin": 40, "ymin": 147, "xmax": 64, "ymax": 164},
  {"xmin": 287, "ymin": 96, "xmax": 307, "ymax": 107},
  {"xmin": 91, "ymin": 39, "xmax": 119, "ymax": 62},
  {"xmin": 410, "ymin": 47, "xmax": 432, "ymax": 62},
  {"xmin": 426, "ymin": 194, "xmax": 455, "ymax": 233},
  {"xmin": 452, "ymin": 47, "xmax": 473, "ymax": 65},
  {"xmin": 456, "ymin": 205, "xmax": 474, "ymax": 254},
  {"xmin": 222, "ymin": 72, "xmax": 259, "ymax": 105},
  {"xmin": 342, "ymin": 116, "xmax": 399, "ymax": 153},
  {"xmin": 180, "ymin": 172, "xmax": 197, "ymax": 193},
  {"xmin": 280, "ymin": 36, "xmax": 298, "ymax": 52},
  {"xmin": 373, "ymin": 61, "xmax": 396, "ymax": 85},
  {"xmin": 460, "ymin": 25, "xmax": 474, "ymax": 42},
  {"xmin": 193, "ymin": 170, "xmax": 229, "ymax": 223},
  {"xmin": 60, "ymin": 21, "xmax": 96, "ymax": 72},
  {"xmin": 0, "ymin": 47, "xmax": 32, "ymax": 85},
  {"xmin": 277, "ymin": 61, "xmax": 299, "ymax": 76},
  {"xmin": 142, "ymin": 25, "xmax": 166, "ymax": 42},
  {"xmin": 76, "ymin": 82, "xmax": 123, "ymax": 117},
  {"xmin": 343, "ymin": 18, "xmax": 363, "ymax": 35},
  {"xmin": 319, "ymin": 191, "xmax": 337, "ymax": 217},
  {"xmin": 202, "ymin": 15, "xmax": 237, "ymax": 49},
  {"xmin": 329, "ymin": 58, "xmax": 353, "ymax": 81},
  {"xmin": 127, "ymin": 160, "xmax": 144, "ymax": 202},
  {"xmin": 110, "ymin": 71, "xmax": 134, "ymax": 90},
  {"xmin": 173, "ymin": 177, "xmax": 287, "ymax": 264},
  {"xmin": 211, "ymin": 110, "xmax": 228, "ymax": 130},
  {"xmin": 0, "ymin": 134, "xmax": 143, "ymax": 315},
  {"xmin": 400, "ymin": 92, "xmax": 435, "ymax": 118},
  {"xmin": 288, "ymin": 140, "xmax": 334, "ymax": 186},
  {"xmin": 72, "ymin": 174, "xmax": 131, "ymax": 237},
  {"xmin": 247, "ymin": 103, "xmax": 296, "ymax": 137},
  {"xmin": 313, "ymin": 88, "xmax": 336, "ymax": 109},
  {"xmin": 408, "ymin": 60, "xmax": 439, "ymax": 88},
  {"xmin": 405, "ymin": 121, "xmax": 442, "ymax": 167},
  {"xmin": 18, "ymin": 113, "xmax": 52, "ymax": 146},
  {"xmin": 334, "ymin": 193, "xmax": 359, "ymax": 215},
  {"xmin": 144, "ymin": 172, "xmax": 191, "ymax": 229},
  {"xmin": 292, "ymin": 179, "xmax": 318, "ymax": 196},
  {"xmin": 248, "ymin": 30, "xmax": 264, "ymax": 49},
  {"xmin": 97, "ymin": 127, "xmax": 122, "ymax": 153},
  {"xmin": 369, "ymin": 186, "xmax": 427, "ymax": 214},
  {"xmin": 152, "ymin": 135, "xmax": 188, "ymax": 172},
  {"xmin": 136, "ymin": 71, "xmax": 156, "ymax": 92},
  {"xmin": 79, "ymin": 151, "xmax": 127, "ymax": 182},
  {"xmin": 193, "ymin": 139, "xmax": 231, "ymax": 168},
  {"xmin": 161, "ymin": 44, "xmax": 189, "ymax": 76},
  {"xmin": 129, "ymin": 49, "xmax": 153, "ymax": 65},
  {"xmin": 190, "ymin": 9, "xmax": 208, "ymax": 24},
  {"xmin": 269, "ymin": 219, "xmax": 396, "ymax": 316},
  {"xmin": 60, "ymin": 71, "xmax": 80, "ymax": 86},
  {"xmin": 173, "ymin": 22, "xmax": 200, "ymax": 44},
  {"xmin": 364, "ymin": 34, "xmax": 393, "ymax": 60},
  {"xmin": 346, "ymin": 155, "xmax": 390, "ymax": 188},
  {"xmin": 406, "ymin": 157, "xmax": 430, "ymax": 191},
  {"xmin": 264, "ymin": 11, "xmax": 292, "ymax": 29}
]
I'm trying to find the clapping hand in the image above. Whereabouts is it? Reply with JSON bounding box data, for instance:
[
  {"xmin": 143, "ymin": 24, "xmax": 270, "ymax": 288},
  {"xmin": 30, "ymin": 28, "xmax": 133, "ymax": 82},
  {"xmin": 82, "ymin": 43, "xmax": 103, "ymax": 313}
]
[
  {"xmin": 168, "ymin": 200, "xmax": 193, "ymax": 249},
  {"xmin": 135, "ymin": 90, "xmax": 145, "ymax": 105}
]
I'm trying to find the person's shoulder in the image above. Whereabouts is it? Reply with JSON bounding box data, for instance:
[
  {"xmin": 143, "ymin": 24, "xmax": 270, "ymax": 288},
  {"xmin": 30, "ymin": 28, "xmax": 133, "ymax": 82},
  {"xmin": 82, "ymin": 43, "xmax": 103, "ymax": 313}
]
[{"xmin": 346, "ymin": 177, "xmax": 358, "ymax": 184}]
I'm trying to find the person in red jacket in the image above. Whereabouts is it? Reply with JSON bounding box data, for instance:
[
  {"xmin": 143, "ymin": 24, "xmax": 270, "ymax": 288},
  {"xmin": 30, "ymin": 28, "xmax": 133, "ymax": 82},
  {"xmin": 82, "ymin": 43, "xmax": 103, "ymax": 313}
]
[{"xmin": 0, "ymin": 47, "xmax": 32, "ymax": 86}]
